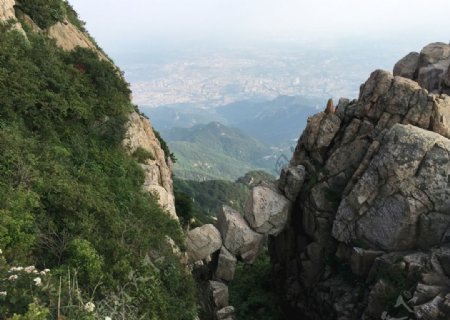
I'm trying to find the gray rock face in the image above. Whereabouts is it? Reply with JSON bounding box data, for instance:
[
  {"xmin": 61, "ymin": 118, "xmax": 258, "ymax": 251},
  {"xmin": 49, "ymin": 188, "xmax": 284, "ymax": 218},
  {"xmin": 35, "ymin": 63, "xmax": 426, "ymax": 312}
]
[
  {"xmin": 217, "ymin": 206, "xmax": 264, "ymax": 264},
  {"xmin": 244, "ymin": 183, "xmax": 292, "ymax": 236},
  {"xmin": 215, "ymin": 247, "xmax": 237, "ymax": 281},
  {"xmin": 268, "ymin": 42, "xmax": 450, "ymax": 320},
  {"xmin": 278, "ymin": 165, "xmax": 305, "ymax": 201},
  {"xmin": 186, "ymin": 224, "xmax": 222, "ymax": 262},
  {"xmin": 333, "ymin": 124, "xmax": 450, "ymax": 251}
]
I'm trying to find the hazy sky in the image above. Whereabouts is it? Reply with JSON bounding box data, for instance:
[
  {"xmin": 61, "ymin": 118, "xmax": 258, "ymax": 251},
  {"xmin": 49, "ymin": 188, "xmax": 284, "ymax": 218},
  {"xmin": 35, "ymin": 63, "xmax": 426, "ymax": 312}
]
[{"xmin": 69, "ymin": 0, "xmax": 450, "ymax": 49}]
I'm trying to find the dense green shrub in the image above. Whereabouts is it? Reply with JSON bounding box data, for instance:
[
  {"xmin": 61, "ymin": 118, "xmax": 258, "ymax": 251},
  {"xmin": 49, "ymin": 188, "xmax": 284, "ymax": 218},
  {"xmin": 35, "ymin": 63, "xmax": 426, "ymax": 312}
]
[
  {"xmin": 0, "ymin": 12, "xmax": 197, "ymax": 319},
  {"xmin": 132, "ymin": 146, "xmax": 155, "ymax": 163},
  {"xmin": 229, "ymin": 250, "xmax": 283, "ymax": 320},
  {"xmin": 17, "ymin": 0, "xmax": 65, "ymax": 29}
]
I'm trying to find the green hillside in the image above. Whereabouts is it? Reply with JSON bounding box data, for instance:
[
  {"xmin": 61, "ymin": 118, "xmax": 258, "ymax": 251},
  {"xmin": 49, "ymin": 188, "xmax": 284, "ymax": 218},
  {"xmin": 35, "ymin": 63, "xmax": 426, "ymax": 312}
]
[
  {"xmin": 164, "ymin": 122, "xmax": 275, "ymax": 180},
  {"xmin": 0, "ymin": 4, "xmax": 196, "ymax": 320}
]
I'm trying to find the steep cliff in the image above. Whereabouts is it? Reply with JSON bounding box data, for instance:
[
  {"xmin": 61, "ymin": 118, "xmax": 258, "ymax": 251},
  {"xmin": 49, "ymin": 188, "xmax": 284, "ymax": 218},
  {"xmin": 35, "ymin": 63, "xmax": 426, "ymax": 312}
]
[{"xmin": 270, "ymin": 43, "xmax": 450, "ymax": 320}]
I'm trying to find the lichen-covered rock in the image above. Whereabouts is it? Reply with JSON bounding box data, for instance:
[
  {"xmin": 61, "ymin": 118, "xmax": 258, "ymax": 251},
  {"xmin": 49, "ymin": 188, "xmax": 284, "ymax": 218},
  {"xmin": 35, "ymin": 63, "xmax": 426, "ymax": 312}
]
[
  {"xmin": 215, "ymin": 247, "xmax": 237, "ymax": 281},
  {"xmin": 244, "ymin": 182, "xmax": 291, "ymax": 235},
  {"xmin": 217, "ymin": 206, "xmax": 263, "ymax": 264},
  {"xmin": 123, "ymin": 112, "xmax": 177, "ymax": 219},
  {"xmin": 186, "ymin": 224, "xmax": 222, "ymax": 262}
]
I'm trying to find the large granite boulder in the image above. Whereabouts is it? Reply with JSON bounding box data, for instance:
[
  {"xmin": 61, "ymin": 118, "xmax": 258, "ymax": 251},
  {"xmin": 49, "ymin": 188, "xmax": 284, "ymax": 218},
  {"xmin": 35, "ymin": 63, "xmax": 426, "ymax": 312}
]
[
  {"xmin": 186, "ymin": 224, "xmax": 222, "ymax": 262},
  {"xmin": 217, "ymin": 206, "xmax": 264, "ymax": 264},
  {"xmin": 244, "ymin": 183, "xmax": 292, "ymax": 235}
]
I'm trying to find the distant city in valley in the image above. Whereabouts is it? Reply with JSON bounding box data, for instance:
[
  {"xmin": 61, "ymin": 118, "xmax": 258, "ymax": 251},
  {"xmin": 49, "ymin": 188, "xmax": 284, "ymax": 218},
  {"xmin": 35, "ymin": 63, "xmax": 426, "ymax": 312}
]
[{"xmin": 119, "ymin": 40, "xmax": 410, "ymax": 110}]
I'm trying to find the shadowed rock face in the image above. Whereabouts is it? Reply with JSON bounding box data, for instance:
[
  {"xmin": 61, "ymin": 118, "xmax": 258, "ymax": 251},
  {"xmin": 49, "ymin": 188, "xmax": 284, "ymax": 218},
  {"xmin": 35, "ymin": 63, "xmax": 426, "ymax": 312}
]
[{"xmin": 269, "ymin": 43, "xmax": 450, "ymax": 320}]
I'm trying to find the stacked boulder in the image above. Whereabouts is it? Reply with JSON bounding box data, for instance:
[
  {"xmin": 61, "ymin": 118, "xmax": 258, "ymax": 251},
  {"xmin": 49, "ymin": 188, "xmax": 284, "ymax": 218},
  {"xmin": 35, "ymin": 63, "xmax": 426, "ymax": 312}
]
[
  {"xmin": 185, "ymin": 176, "xmax": 304, "ymax": 319},
  {"xmin": 269, "ymin": 43, "xmax": 450, "ymax": 320}
]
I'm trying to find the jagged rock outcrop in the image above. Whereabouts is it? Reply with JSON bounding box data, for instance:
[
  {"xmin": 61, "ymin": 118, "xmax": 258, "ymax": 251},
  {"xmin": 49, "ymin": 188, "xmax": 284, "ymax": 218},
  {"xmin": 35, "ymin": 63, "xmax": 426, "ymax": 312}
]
[
  {"xmin": 123, "ymin": 112, "xmax": 177, "ymax": 219},
  {"xmin": 269, "ymin": 42, "xmax": 450, "ymax": 320}
]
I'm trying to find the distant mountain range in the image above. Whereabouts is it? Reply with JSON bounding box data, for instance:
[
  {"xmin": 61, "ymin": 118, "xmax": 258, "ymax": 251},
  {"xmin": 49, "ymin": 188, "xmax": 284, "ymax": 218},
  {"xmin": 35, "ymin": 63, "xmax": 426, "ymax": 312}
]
[
  {"xmin": 149, "ymin": 95, "xmax": 324, "ymax": 180},
  {"xmin": 147, "ymin": 95, "xmax": 322, "ymax": 145}
]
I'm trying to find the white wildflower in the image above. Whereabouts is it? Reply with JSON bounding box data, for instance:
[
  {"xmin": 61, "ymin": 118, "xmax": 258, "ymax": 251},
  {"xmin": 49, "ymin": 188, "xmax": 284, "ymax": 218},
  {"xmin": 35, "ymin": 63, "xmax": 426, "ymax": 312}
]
[
  {"xmin": 0, "ymin": 249, "xmax": 3, "ymax": 254},
  {"xmin": 8, "ymin": 275, "xmax": 18, "ymax": 281},
  {"xmin": 105, "ymin": 317, "xmax": 112, "ymax": 320},
  {"xmin": 84, "ymin": 302, "xmax": 95, "ymax": 313},
  {"xmin": 40, "ymin": 268, "xmax": 51, "ymax": 275},
  {"xmin": 24, "ymin": 266, "xmax": 36, "ymax": 274},
  {"xmin": 0, "ymin": 291, "xmax": 6, "ymax": 296},
  {"xmin": 9, "ymin": 267, "xmax": 23, "ymax": 272},
  {"xmin": 33, "ymin": 277, "xmax": 42, "ymax": 286}
]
